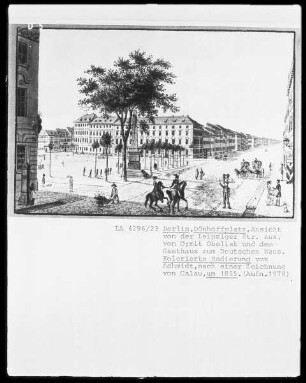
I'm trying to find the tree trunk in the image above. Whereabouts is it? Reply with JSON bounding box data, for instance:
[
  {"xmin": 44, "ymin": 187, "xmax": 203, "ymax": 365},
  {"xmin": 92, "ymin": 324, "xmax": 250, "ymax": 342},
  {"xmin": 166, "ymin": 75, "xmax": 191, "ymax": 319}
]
[
  {"xmin": 94, "ymin": 150, "xmax": 97, "ymax": 176},
  {"xmin": 106, "ymin": 148, "xmax": 109, "ymax": 181},
  {"xmin": 150, "ymin": 151, "xmax": 152, "ymax": 174},
  {"xmin": 117, "ymin": 150, "xmax": 120, "ymax": 173},
  {"xmin": 49, "ymin": 149, "xmax": 52, "ymax": 177},
  {"xmin": 122, "ymin": 141, "xmax": 127, "ymax": 181}
]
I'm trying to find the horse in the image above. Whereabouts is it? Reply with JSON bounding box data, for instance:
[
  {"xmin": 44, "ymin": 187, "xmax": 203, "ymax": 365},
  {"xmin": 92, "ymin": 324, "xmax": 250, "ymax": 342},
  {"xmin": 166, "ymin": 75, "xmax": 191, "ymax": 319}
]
[
  {"xmin": 144, "ymin": 181, "xmax": 169, "ymax": 211},
  {"xmin": 235, "ymin": 168, "xmax": 247, "ymax": 178},
  {"xmin": 166, "ymin": 181, "xmax": 188, "ymax": 214}
]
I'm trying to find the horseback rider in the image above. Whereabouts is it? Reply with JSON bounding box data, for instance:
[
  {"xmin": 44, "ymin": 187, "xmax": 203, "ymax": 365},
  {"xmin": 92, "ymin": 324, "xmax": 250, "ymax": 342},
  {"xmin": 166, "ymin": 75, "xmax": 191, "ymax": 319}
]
[
  {"xmin": 152, "ymin": 177, "xmax": 166, "ymax": 202},
  {"xmin": 170, "ymin": 174, "xmax": 180, "ymax": 189}
]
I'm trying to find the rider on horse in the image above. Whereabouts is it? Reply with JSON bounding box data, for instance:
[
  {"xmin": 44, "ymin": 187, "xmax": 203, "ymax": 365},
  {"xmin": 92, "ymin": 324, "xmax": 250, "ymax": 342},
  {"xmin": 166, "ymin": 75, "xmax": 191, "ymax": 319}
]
[
  {"xmin": 170, "ymin": 174, "xmax": 180, "ymax": 189},
  {"xmin": 152, "ymin": 176, "xmax": 166, "ymax": 202}
]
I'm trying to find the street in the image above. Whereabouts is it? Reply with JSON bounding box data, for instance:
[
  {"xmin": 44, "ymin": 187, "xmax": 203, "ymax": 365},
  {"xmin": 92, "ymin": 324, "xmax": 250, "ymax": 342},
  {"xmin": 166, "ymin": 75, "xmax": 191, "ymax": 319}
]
[{"xmin": 20, "ymin": 143, "xmax": 293, "ymax": 217}]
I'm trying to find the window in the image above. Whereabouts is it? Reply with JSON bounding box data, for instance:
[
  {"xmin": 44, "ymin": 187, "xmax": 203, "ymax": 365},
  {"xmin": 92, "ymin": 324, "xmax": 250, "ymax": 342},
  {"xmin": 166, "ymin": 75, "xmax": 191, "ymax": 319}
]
[
  {"xmin": 16, "ymin": 145, "xmax": 26, "ymax": 170},
  {"xmin": 179, "ymin": 139, "xmax": 181, "ymax": 144},
  {"xmin": 18, "ymin": 42, "xmax": 28, "ymax": 65},
  {"xmin": 166, "ymin": 131, "xmax": 168, "ymax": 136},
  {"xmin": 17, "ymin": 87, "xmax": 27, "ymax": 117},
  {"xmin": 159, "ymin": 132, "xmax": 161, "ymax": 136},
  {"xmin": 172, "ymin": 131, "xmax": 175, "ymax": 136},
  {"xmin": 186, "ymin": 139, "xmax": 189, "ymax": 145},
  {"xmin": 172, "ymin": 139, "xmax": 175, "ymax": 144}
]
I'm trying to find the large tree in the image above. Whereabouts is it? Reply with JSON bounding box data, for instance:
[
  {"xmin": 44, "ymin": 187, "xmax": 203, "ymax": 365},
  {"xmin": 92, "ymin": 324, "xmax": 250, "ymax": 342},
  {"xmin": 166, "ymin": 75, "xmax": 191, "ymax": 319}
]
[
  {"xmin": 100, "ymin": 132, "xmax": 112, "ymax": 181},
  {"xmin": 77, "ymin": 50, "xmax": 179, "ymax": 181}
]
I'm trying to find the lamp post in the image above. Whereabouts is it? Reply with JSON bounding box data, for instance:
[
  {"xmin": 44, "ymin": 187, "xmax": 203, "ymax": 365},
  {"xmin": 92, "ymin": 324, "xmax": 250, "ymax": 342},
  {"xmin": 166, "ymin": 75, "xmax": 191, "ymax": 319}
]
[{"xmin": 48, "ymin": 142, "xmax": 54, "ymax": 177}]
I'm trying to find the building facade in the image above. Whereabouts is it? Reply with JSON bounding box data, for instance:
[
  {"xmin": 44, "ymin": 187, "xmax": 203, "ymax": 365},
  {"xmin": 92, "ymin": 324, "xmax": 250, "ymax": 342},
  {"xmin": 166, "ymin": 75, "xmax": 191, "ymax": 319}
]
[
  {"xmin": 72, "ymin": 112, "xmax": 278, "ymax": 160},
  {"xmin": 73, "ymin": 114, "xmax": 203, "ymax": 158},
  {"xmin": 15, "ymin": 27, "xmax": 40, "ymax": 205},
  {"xmin": 283, "ymin": 61, "xmax": 294, "ymax": 183}
]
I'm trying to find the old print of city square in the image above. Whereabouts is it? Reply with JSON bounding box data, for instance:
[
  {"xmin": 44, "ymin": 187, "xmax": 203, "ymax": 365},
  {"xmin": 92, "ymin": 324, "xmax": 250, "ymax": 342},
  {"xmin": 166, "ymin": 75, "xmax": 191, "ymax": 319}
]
[{"xmin": 12, "ymin": 24, "xmax": 296, "ymax": 219}]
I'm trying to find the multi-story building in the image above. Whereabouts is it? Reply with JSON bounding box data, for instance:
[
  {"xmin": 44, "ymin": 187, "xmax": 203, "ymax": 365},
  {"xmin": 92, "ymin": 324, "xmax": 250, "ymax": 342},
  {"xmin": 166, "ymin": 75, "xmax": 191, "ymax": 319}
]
[
  {"xmin": 38, "ymin": 129, "xmax": 60, "ymax": 152},
  {"xmin": 15, "ymin": 27, "xmax": 40, "ymax": 205},
  {"xmin": 205, "ymin": 123, "xmax": 227, "ymax": 156},
  {"xmin": 38, "ymin": 127, "xmax": 76, "ymax": 153},
  {"xmin": 73, "ymin": 114, "xmax": 204, "ymax": 158}
]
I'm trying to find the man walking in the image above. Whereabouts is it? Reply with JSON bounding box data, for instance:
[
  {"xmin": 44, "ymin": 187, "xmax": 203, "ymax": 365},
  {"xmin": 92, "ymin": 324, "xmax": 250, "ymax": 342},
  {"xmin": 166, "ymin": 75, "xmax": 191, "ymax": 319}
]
[
  {"xmin": 220, "ymin": 173, "xmax": 231, "ymax": 209},
  {"xmin": 195, "ymin": 168, "xmax": 199, "ymax": 180},
  {"xmin": 280, "ymin": 163, "xmax": 284, "ymax": 181},
  {"xmin": 275, "ymin": 179, "xmax": 281, "ymax": 206},
  {"xmin": 200, "ymin": 168, "xmax": 204, "ymax": 180},
  {"xmin": 83, "ymin": 166, "xmax": 86, "ymax": 176}
]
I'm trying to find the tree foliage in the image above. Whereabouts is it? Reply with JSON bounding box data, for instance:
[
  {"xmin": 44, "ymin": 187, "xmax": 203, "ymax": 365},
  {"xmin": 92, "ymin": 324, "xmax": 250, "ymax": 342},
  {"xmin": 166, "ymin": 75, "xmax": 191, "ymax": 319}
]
[{"xmin": 77, "ymin": 50, "xmax": 179, "ymax": 180}]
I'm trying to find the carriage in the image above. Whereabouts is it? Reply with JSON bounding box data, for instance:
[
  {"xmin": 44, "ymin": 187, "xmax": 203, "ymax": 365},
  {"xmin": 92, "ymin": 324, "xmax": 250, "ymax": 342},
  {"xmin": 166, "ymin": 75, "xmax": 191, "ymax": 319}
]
[{"xmin": 235, "ymin": 159, "xmax": 264, "ymax": 179}]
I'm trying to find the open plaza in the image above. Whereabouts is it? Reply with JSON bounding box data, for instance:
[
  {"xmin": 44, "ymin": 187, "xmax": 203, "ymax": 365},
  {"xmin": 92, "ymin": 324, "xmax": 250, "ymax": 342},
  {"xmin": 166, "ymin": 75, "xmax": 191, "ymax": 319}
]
[{"xmin": 15, "ymin": 142, "xmax": 293, "ymax": 218}]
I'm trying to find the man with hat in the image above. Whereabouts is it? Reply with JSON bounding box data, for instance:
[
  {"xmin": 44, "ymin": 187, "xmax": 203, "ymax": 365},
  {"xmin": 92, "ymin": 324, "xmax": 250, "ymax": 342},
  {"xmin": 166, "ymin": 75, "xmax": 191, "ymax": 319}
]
[
  {"xmin": 170, "ymin": 174, "xmax": 180, "ymax": 189},
  {"xmin": 220, "ymin": 173, "xmax": 231, "ymax": 209},
  {"xmin": 110, "ymin": 183, "xmax": 119, "ymax": 204}
]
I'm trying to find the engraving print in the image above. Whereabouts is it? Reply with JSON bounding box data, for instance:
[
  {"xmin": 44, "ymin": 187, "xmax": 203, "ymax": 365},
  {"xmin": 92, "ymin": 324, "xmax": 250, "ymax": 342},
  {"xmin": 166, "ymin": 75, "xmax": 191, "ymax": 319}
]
[{"xmin": 13, "ymin": 27, "xmax": 295, "ymax": 217}]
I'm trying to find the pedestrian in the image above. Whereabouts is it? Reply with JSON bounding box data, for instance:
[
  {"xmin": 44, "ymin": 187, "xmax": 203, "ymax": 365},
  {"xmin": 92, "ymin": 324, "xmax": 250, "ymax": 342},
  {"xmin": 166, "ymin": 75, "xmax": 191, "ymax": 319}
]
[
  {"xmin": 83, "ymin": 167, "xmax": 86, "ymax": 176},
  {"xmin": 28, "ymin": 183, "xmax": 36, "ymax": 205},
  {"xmin": 110, "ymin": 167, "xmax": 112, "ymax": 174},
  {"xmin": 42, "ymin": 174, "xmax": 45, "ymax": 186},
  {"xmin": 100, "ymin": 169, "xmax": 103, "ymax": 177},
  {"xmin": 266, "ymin": 181, "xmax": 273, "ymax": 206},
  {"xmin": 275, "ymin": 180, "xmax": 281, "ymax": 206},
  {"xmin": 88, "ymin": 169, "xmax": 92, "ymax": 178},
  {"xmin": 262, "ymin": 168, "xmax": 265, "ymax": 177},
  {"xmin": 68, "ymin": 176, "xmax": 74, "ymax": 192},
  {"xmin": 220, "ymin": 174, "xmax": 231, "ymax": 209},
  {"xmin": 200, "ymin": 168, "xmax": 204, "ymax": 180},
  {"xmin": 110, "ymin": 183, "xmax": 119, "ymax": 204},
  {"xmin": 96, "ymin": 169, "xmax": 99, "ymax": 178},
  {"xmin": 269, "ymin": 162, "xmax": 272, "ymax": 172},
  {"xmin": 280, "ymin": 163, "xmax": 284, "ymax": 181},
  {"xmin": 195, "ymin": 168, "xmax": 199, "ymax": 180},
  {"xmin": 62, "ymin": 160, "xmax": 64, "ymax": 167}
]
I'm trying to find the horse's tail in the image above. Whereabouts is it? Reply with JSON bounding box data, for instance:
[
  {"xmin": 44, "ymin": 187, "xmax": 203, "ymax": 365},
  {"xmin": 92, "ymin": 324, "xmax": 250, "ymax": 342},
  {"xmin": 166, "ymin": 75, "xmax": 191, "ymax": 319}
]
[{"xmin": 145, "ymin": 193, "xmax": 150, "ymax": 207}]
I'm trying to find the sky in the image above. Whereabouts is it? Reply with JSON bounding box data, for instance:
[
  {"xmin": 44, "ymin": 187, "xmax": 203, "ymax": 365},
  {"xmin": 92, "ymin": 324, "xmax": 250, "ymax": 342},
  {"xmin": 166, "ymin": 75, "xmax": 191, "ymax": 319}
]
[{"xmin": 38, "ymin": 29, "xmax": 293, "ymax": 139}]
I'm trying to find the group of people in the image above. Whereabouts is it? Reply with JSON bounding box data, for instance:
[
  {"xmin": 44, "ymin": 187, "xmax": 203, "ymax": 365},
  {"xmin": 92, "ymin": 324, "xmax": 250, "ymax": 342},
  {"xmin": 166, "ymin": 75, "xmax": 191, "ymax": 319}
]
[
  {"xmin": 195, "ymin": 168, "xmax": 205, "ymax": 180},
  {"xmin": 83, "ymin": 167, "xmax": 112, "ymax": 178},
  {"xmin": 266, "ymin": 179, "xmax": 282, "ymax": 207}
]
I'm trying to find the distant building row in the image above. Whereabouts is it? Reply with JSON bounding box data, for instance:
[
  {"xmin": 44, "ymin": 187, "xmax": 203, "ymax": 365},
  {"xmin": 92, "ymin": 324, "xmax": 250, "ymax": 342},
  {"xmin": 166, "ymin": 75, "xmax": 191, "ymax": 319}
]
[
  {"xmin": 38, "ymin": 127, "xmax": 74, "ymax": 153},
  {"xmin": 68, "ymin": 113, "xmax": 280, "ymax": 158}
]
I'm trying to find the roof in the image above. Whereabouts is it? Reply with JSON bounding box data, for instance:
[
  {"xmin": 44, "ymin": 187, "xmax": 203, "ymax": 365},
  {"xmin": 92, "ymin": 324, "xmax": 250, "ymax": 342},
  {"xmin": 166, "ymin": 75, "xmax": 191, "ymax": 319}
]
[
  {"xmin": 90, "ymin": 115, "xmax": 119, "ymax": 125},
  {"xmin": 66, "ymin": 127, "xmax": 74, "ymax": 134},
  {"xmin": 44, "ymin": 129, "xmax": 58, "ymax": 136},
  {"xmin": 149, "ymin": 115, "xmax": 194, "ymax": 125},
  {"xmin": 56, "ymin": 128, "xmax": 69, "ymax": 134},
  {"xmin": 73, "ymin": 113, "xmax": 97, "ymax": 123}
]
